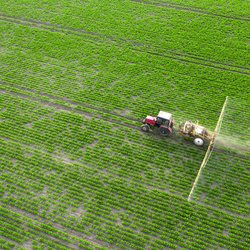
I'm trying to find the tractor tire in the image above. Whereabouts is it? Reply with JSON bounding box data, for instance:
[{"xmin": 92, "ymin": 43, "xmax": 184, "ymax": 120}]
[
  {"xmin": 159, "ymin": 127, "xmax": 170, "ymax": 136},
  {"xmin": 141, "ymin": 124, "xmax": 150, "ymax": 132},
  {"xmin": 193, "ymin": 137, "xmax": 204, "ymax": 146}
]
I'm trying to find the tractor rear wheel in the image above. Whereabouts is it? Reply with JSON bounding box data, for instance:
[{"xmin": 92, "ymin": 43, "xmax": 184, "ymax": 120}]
[
  {"xmin": 141, "ymin": 124, "xmax": 150, "ymax": 132},
  {"xmin": 193, "ymin": 137, "xmax": 204, "ymax": 146},
  {"xmin": 159, "ymin": 127, "xmax": 170, "ymax": 136}
]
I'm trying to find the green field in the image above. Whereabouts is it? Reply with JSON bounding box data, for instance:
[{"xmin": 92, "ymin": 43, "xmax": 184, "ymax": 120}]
[{"xmin": 0, "ymin": 0, "xmax": 249, "ymax": 249}]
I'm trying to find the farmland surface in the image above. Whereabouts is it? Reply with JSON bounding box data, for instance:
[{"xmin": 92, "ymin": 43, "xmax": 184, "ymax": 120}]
[{"xmin": 0, "ymin": 0, "xmax": 249, "ymax": 249}]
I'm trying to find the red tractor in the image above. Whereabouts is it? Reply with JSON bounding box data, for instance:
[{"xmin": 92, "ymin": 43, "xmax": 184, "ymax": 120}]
[{"xmin": 141, "ymin": 111, "xmax": 174, "ymax": 136}]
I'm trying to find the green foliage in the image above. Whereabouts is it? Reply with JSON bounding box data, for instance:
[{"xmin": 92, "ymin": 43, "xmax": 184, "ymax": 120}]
[
  {"xmin": 192, "ymin": 99, "xmax": 250, "ymax": 215},
  {"xmin": 0, "ymin": 0, "xmax": 249, "ymax": 249}
]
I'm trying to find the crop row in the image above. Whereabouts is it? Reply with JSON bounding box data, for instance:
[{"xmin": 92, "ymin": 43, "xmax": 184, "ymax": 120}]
[
  {"xmin": 191, "ymin": 98, "xmax": 250, "ymax": 215},
  {"xmin": 0, "ymin": 83, "xmax": 140, "ymax": 128},
  {"xmin": 2, "ymin": 92, "xmax": 248, "ymax": 217},
  {"xmin": 0, "ymin": 92, "xmax": 204, "ymax": 195},
  {"xmin": 1, "ymin": 22, "xmax": 249, "ymax": 128},
  {"xmin": 0, "ymin": 237, "xmax": 16, "ymax": 250},
  {"xmin": 2, "ymin": 150, "xmax": 247, "ymax": 238},
  {"xmin": 0, "ymin": 45, "xmax": 225, "ymax": 128},
  {"xmin": 0, "ymin": 0, "xmax": 249, "ymax": 68},
  {"xmin": 1, "ymin": 1, "xmax": 249, "ymax": 249},
  {"xmin": 1, "ymin": 137, "xmax": 249, "ymax": 249},
  {"xmin": 216, "ymin": 97, "xmax": 249, "ymax": 151},
  {"xmin": 0, "ymin": 177, "xmax": 249, "ymax": 249},
  {"xmin": 1, "ymin": 92, "xmax": 248, "ymax": 216},
  {"xmin": 0, "ymin": 83, "xmax": 207, "ymax": 156},
  {"xmin": 191, "ymin": 148, "xmax": 249, "ymax": 216},
  {"xmin": 1, "ymin": 13, "xmax": 249, "ymax": 78},
  {"xmin": 0, "ymin": 206, "xmax": 108, "ymax": 250}
]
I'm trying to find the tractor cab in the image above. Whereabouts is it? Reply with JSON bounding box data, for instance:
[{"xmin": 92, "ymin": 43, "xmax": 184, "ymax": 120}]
[{"xmin": 156, "ymin": 111, "xmax": 173, "ymax": 128}]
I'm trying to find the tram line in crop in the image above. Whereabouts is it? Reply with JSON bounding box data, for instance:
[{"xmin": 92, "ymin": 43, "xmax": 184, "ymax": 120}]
[
  {"xmin": 130, "ymin": 0, "xmax": 250, "ymax": 22},
  {"xmin": 1, "ymin": 81, "xmax": 249, "ymax": 163},
  {"xmin": 1, "ymin": 13, "xmax": 249, "ymax": 76}
]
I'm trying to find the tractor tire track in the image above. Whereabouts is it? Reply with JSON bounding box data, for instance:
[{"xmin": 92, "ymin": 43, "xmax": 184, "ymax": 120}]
[
  {"xmin": 1, "ymin": 14, "xmax": 249, "ymax": 76},
  {"xmin": 2, "ymin": 44, "xmax": 248, "ymax": 91},
  {"xmin": 1, "ymin": 82, "xmax": 249, "ymax": 161},
  {"xmin": 1, "ymin": 81, "xmax": 249, "ymax": 161},
  {"xmin": 157, "ymin": 50, "xmax": 250, "ymax": 72},
  {"xmin": 2, "ymin": 47, "xmax": 249, "ymax": 116},
  {"xmin": 0, "ymin": 80, "xmax": 141, "ymax": 124},
  {"xmin": 131, "ymin": 0, "xmax": 250, "ymax": 22},
  {"xmin": 0, "ymin": 83, "xmax": 207, "ymax": 154},
  {"xmin": 0, "ymin": 13, "xmax": 101, "ymax": 39},
  {"xmin": 0, "ymin": 87, "xmax": 141, "ymax": 131},
  {"xmin": 0, "ymin": 83, "xmax": 200, "ymax": 152},
  {"xmin": 133, "ymin": 48, "xmax": 250, "ymax": 76}
]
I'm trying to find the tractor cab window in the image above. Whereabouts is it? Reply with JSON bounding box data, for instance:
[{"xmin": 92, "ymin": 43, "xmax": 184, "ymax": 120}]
[
  {"xmin": 157, "ymin": 117, "xmax": 169, "ymax": 126},
  {"xmin": 164, "ymin": 119, "xmax": 170, "ymax": 126},
  {"xmin": 156, "ymin": 117, "xmax": 164, "ymax": 125}
]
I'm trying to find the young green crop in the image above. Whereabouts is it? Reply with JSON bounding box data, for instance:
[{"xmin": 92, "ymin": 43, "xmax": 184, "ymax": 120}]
[
  {"xmin": 1, "ymin": 21, "xmax": 249, "ymax": 131},
  {"xmin": 191, "ymin": 98, "xmax": 250, "ymax": 216},
  {"xmin": 1, "ymin": 92, "xmax": 250, "ymax": 249},
  {"xmin": 0, "ymin": 0, "xmax": 249, "ymax": 249}
]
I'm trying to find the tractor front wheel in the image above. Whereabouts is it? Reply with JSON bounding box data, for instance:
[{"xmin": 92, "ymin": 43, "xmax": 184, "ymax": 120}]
[
  {"xmin": 159, "ymin": 127, "xmax": 170, "ymax": 136},
  {"xmin": 141, "ymin": 124, "xmax": 150, "ymax": 132}
]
